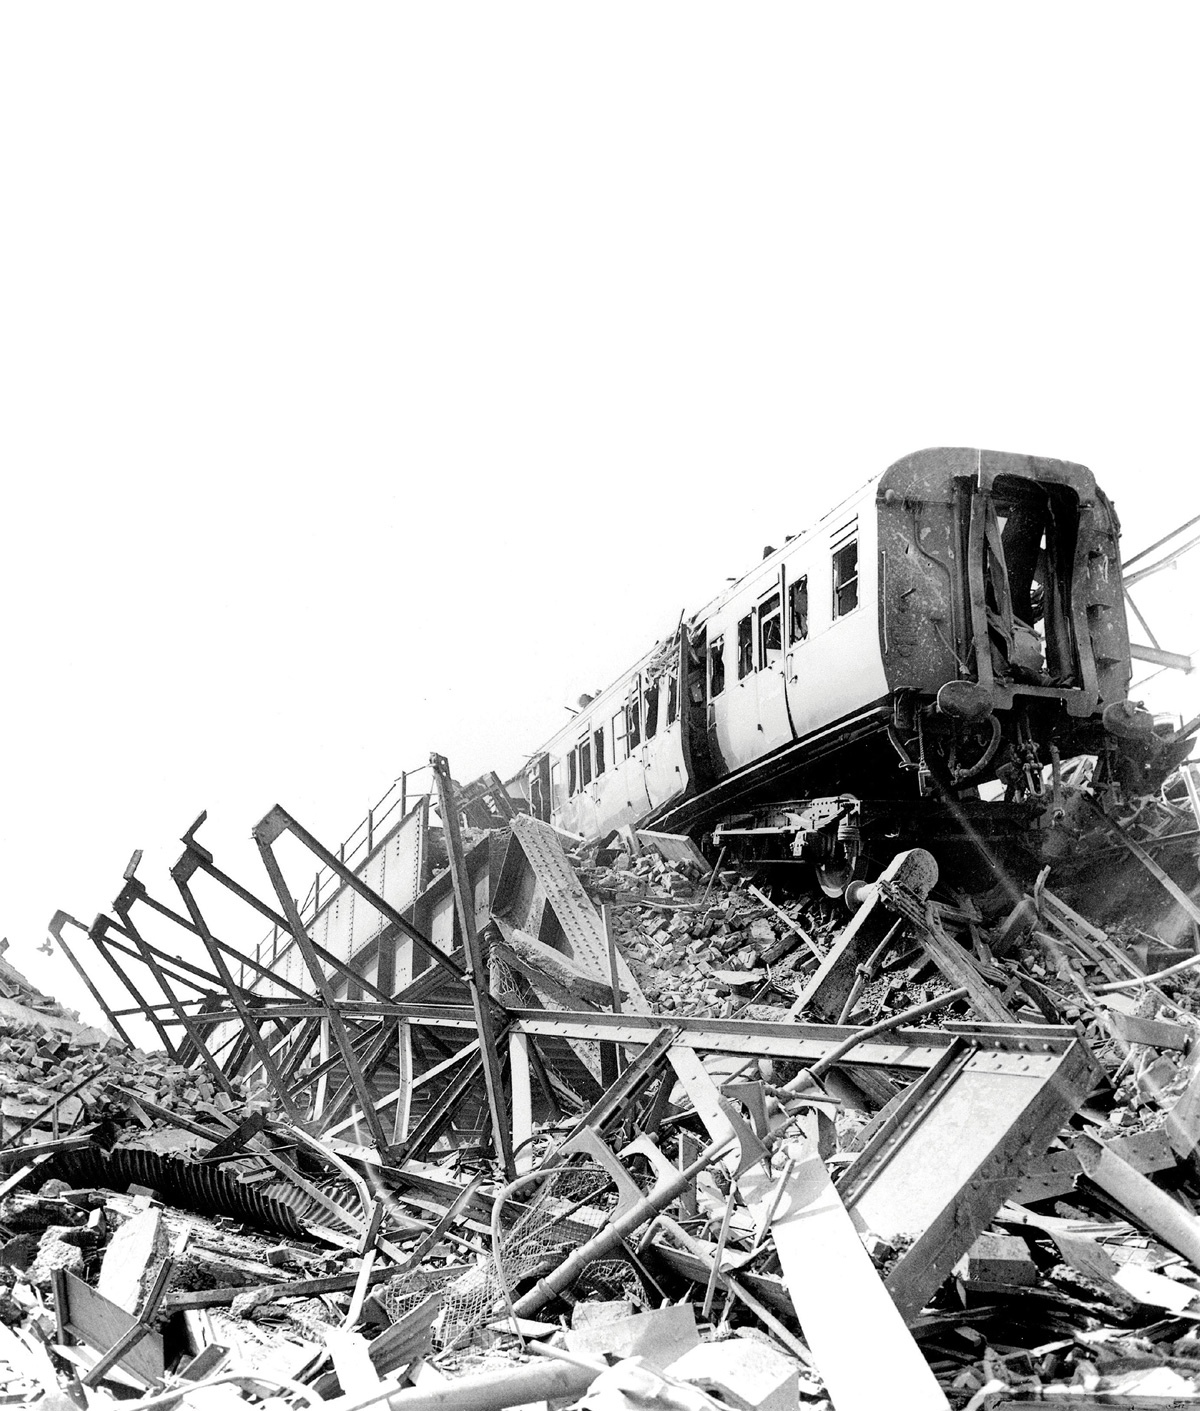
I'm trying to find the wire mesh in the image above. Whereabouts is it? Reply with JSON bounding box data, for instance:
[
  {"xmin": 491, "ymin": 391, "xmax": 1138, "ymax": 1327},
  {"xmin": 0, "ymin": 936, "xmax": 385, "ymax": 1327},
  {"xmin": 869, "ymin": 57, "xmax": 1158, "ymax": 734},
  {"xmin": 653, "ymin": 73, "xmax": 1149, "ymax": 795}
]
[{"xmin": 376, "ymin": 1161, "xmax": 641, "ymax": 1352}]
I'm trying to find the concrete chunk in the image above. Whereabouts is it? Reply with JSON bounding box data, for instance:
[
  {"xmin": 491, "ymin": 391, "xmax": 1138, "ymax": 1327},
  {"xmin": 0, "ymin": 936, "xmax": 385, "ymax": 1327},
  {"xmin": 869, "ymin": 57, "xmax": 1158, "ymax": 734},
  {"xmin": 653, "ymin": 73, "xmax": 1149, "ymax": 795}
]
[
  {"xmin": 962, "ymin": 1232, "xmax": 1038, "ymax": 1287},
  {"xmin": 565, "ymin": 1303, "xmax": 699, "ymax": 1370},
  {"xmin": 98, "ymin": 1207, "xmax": 166, "ymax": 1313},
  {"xmin": 667, "ymin": 1337, "xmax": 800, "ymax": 1411}
]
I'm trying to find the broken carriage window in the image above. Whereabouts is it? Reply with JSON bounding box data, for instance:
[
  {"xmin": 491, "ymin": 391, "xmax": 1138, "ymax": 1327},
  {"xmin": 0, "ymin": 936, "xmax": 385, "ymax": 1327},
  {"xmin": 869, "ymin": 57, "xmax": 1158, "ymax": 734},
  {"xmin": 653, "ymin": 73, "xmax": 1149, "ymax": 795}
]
[
  {"xmin": 644, "ymin": 678, "xmax": 660, "ymax": 739},
  {"xmin": 709, "ymin": 638, "xmax": 725, "ymax": 697},
  {"xmin": 666, "ymin": 670, "xmax": 678, "ymax": 725},
  {"xmin": 593, "ymin": 725, "xmax": 605, "ymax": 775},
  {"xmin": 789, "ymin": 574, "xmax": 809, "ymax": 642},
  {"xmin": 627, "ymin": 693, "xmax": 641, "ymax": 749},
  {"xmin": 550, "ymin": 758, "xmax": 562, "ymax": 803},
  {"xmin": 759, "ymin": 592, "xmax": 783, "ymax": 666},
  {"xmin": 567, "ymin": 749, "xmax": 577, "ymax": 796},
  {"xmin": 737, "ymin": 613, "xmax": 754, "ymax": 678},
  {"xmin": 833, "ymin": 539, "xmax": 858, "ymax": 618},
  {"xmin": 579, "ymin": 738, "xmax": 592, "ymax": 787}
]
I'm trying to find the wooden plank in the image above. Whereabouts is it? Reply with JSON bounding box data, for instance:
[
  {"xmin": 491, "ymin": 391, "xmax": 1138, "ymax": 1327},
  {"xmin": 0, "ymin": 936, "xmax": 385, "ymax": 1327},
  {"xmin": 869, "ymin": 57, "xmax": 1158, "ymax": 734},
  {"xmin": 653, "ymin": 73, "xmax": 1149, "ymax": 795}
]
[
  {"xmin": 1075, "ymin": 1134, "xmax": 1200, "ymax": 1267},
  {"xmin": 1108, "ymin": 1010, "xmax": 1191, "ymax": 1052},
  {"xmin": 764, "ymin": 1147, "xmax": 948, "ymax": 1411},
  {"xmin": 510, "ymin": 1031, "xmax": 533, "ymax": 1175},
  {"xmin": 634, "ymin": 830, "xmax": 710, "ymax": 870},
  {"xmin": 747, "ymin": 885, "xmax": 823, "ymax": 964},
  {"xmin": 792, "ymin": 850, "xmax": 938, "ymax": 1021},
  {"xmin": 915, "ymin": 916, "xmax": 1017, "ymax": 1024},
  {"xmin": 163, "ymin": 1262, "xmax": 399, "ymax": 1311},
  {"xmin": 1040, "ymin": 887, "xmax": 1110, "ymax": 944},
  {"xmin": 0, "ymin": 1152, "xmax": 53, "ymax": 1198},
  {"xmin": 57, "ymin": 1273, "xmax": 164, "ymax": 1387}
]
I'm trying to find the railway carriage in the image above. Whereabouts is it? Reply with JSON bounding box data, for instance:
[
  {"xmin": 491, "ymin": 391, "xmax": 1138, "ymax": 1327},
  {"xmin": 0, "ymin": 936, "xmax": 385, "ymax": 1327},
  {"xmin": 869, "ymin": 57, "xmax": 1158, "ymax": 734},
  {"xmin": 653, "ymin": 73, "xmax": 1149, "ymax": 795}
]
[{"xmin": 519, "ymin": 448, "xmax": 1180, "ymax": 895}]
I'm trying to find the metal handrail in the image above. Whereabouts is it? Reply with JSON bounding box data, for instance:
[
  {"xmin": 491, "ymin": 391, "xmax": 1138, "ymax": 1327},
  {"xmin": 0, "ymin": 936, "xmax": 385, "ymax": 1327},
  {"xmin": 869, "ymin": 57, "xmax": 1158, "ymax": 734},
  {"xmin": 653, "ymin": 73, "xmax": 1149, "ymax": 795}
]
[{"xmin": 246, "ymin": 765, "xmax": 434, "ymax": 983}]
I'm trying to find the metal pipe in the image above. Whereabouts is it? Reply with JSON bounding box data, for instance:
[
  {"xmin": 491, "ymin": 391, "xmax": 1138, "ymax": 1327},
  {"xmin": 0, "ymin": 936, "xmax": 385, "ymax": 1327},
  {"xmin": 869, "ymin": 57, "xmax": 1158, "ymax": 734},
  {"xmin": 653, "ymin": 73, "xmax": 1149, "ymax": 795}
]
[
  {"xmin": 511, "ymin": 1133, "xmax": 735, "ymax": 1316},
  {"xmin": 1093, "ymin": 948, "xmax": 1200, "ymax": 992},
  {"xmin": 783, "ymin": 988, "xmax": 970, "ymax": 1094},
  {"xmin": 836, "ymin": 918, "xmax": 905, "ymax": 1025},
  {"xmin": 373, "ymin": 1358, "xmax": 596, "ymax": 1411},
  {"xmin": 1124, "ymin": 512, "xmax": 1200, "ymax": 570}
]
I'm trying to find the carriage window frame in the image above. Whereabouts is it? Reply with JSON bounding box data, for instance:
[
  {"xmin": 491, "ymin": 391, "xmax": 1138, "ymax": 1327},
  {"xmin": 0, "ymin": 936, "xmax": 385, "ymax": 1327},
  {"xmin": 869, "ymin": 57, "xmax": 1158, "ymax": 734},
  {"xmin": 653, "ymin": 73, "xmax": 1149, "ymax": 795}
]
[
  {"xmin": 789, "ymin": 574, "xmax": 809, "ymax": 643},
  {"xmin": 833, "ymin": 538, "xmax": 859, "ymax": 619},
  {"xmin": 737, "ymin": 613, "xmax": 754, "ymax": 679},
  {"xmin": 708, "ymin": 637, "xmax": 725, "ymax": 698},
  {"xmin": 579, "ymin": 738, "xmax": 592, "ymax": 788},
  {"xmin": 666, "ymin": 670, "xmax": 678, "ymax": 725},
  {"xmin": 759, "ymin": 592, "xmax": 783, "ymax": 667},
  {"xmin": 593, "ymin": 725, "xmax": 606, "ymax": 776},
  {"xmin": 644, "ymin": 677, "xmax": 660, "ymax": 739},
  {"xmin": 611, "ymin": 708, "xmax": 627, "ymax": 764}
]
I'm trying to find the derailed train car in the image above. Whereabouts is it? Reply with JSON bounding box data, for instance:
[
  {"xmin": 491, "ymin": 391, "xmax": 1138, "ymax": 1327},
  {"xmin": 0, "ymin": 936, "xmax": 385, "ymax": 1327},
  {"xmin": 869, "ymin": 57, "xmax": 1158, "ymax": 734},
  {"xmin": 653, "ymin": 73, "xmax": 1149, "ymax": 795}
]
[{"xmin": 518, "ymin": 448, "xmax": 1188, "ymax": 895}]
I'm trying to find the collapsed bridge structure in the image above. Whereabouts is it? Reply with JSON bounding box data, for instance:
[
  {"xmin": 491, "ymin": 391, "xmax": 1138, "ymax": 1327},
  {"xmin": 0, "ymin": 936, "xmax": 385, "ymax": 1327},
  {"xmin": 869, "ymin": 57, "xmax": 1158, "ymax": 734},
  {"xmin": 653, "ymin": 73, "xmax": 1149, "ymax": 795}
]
[{"xmin": 3, "ymin": 456, "xmax": 1200, "ymax": 1409}]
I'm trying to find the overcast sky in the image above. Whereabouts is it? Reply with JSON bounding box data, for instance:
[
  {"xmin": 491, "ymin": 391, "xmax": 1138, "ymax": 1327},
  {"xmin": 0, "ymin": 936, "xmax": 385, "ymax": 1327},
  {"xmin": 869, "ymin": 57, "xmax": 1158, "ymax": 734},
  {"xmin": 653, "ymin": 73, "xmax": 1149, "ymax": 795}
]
[{"xmin": 2, "ymin": 6, "xmax": 1198, "ymax": 1034}]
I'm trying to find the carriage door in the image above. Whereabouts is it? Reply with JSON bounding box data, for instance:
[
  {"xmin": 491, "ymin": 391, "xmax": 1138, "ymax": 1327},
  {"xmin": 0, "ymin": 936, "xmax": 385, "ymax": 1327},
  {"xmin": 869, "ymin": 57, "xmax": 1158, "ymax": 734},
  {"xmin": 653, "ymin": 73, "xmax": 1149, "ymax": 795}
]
[
  {"xmin": 755, "ymin": 569, "xmax": 796, "ymax": 754},
  {"xmin": 624, "ymin": 673, "xmax": 654, "ymax": 815},
  {"xmin": 529, "ymin": 753, "xmax": 552, "ymax": 823}
]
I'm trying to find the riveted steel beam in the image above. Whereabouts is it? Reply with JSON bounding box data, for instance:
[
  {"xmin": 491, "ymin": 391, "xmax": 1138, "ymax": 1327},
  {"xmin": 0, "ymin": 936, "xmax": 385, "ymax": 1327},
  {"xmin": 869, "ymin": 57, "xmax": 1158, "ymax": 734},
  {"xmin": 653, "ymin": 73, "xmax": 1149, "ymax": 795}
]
[
  {"xmin": 253, "ymin": 812, "xmax": 392, "ymax": 1153},
  {"xmin": 432, "ymin": 752, "xmax": 514, "ymax": 1179}
]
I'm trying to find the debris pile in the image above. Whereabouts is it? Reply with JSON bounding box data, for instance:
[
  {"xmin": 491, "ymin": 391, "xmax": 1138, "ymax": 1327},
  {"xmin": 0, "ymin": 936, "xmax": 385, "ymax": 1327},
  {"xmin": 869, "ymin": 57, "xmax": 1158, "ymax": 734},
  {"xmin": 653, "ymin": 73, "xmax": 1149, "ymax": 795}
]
[
  {"xmin": 4, "ymin": 757, "xmax": 1200, "ymax": 1407},
  {"xmin": 590, "ymin": 851, "xmax": 836, "ymax": 1017}
]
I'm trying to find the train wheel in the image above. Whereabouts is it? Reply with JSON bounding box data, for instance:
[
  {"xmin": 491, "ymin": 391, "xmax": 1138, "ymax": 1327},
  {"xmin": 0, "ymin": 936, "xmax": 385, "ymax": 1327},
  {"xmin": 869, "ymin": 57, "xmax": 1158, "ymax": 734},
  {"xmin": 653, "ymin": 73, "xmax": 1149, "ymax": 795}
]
[
  {"xmin": 814, "ymin": 850, "xmax": 869, "ymax": 899},
  {"xmin": 814, "ymin": 861, "xmax": 852, "ymax": 898}
]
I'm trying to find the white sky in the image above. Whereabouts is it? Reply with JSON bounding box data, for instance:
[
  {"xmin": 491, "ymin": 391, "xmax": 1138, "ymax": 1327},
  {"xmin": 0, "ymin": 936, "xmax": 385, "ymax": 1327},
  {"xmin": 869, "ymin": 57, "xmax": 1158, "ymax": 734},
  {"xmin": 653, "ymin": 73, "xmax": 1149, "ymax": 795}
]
[{"xmin": 2, "ymin": 6, "xmax": 1198, "ymax": 1035}]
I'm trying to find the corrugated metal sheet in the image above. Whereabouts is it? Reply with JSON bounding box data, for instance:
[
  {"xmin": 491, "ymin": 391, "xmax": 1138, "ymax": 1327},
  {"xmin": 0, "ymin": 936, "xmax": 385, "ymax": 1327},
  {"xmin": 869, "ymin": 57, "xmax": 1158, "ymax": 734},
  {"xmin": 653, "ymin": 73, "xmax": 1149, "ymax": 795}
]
[{"xmin": 15, "ymin": 1142, "xmax": 363, "ymax": 1239}]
